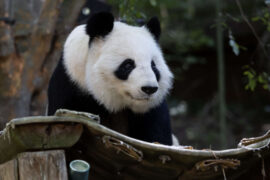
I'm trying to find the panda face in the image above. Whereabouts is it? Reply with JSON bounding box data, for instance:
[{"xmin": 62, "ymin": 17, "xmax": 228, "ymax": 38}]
[
  {"xmin": 84, "ymin": 22, "xmax": 173, "ymax": 113},
  {"xmin": 63, "ymin": 13, "xmax": 173, "ymax": 113},
  {"xmin": 114, "ymin": 57, "xmax": 159, "ymax": 100}
]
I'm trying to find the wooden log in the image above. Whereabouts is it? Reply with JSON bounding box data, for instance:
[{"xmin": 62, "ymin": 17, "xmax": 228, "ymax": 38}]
[
  {"xmin": 0, "ymin": 159, "xmax": 18, "ymax": 180},
  {"xmin": 18, "ymin": 150, "xmax": 67, "ymax": 180}
]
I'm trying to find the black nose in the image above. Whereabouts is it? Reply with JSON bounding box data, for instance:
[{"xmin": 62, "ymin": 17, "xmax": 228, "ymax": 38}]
[{"xmin": 141, "ymin": 86, "xmax": 158, "ymax": 95}]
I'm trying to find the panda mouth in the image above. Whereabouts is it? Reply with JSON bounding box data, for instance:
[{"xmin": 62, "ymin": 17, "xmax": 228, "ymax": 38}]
[{"xmin": 125, "ymin": 92, "xmax": 150, "ymax": 101}]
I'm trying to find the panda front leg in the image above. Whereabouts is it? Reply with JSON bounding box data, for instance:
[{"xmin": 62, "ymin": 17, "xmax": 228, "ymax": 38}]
[{"xmin": 128, "ymin": 100, "xmax": 173, "ymax": 146}]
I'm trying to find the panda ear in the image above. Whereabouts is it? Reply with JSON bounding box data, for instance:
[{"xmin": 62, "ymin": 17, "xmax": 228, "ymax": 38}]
[
  {"xmin": 86, "ymin": 12, "xmax": 114, "ymax": 40},
  {"xmin": 145, "ymin": 16, "xmax": 161, "ymax": 41}
]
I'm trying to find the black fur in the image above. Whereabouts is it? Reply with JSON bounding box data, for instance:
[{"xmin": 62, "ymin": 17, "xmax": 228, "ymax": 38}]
[
  {"xmin": 86, "ymin": 12, "xmax": 114, "ymax": 41},
  {"xmin": 129, "ymin": 101, "xmax": 172, "ymax": 144},
  {"xmin": 151, "ymin": 60, "xmax": 160, "ymax": 81},
  {"xmin": 114, "ymin": 59, "xmax": 135, "ymax": 80},
  {"xmin": 146, "ymin": 17, "xmax": 161, "ymax": 41},
  {"xmin": 47, "ymin": 57, "xmax": 108, "ymax": 118},
  {"xmin": 48, "ymin": 56, "xmax": 172, "ymax": 145}
]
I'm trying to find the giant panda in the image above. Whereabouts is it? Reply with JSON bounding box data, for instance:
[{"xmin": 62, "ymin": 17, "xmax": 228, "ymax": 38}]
[{"xmin": 47, "ymin": 12, "xmax": 174, "ymax": 145}]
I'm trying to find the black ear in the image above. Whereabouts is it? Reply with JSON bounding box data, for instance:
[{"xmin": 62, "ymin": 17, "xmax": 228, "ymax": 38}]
[
  {"xmin": 86, "ymin": 12, "xmax": 114, "ymax": 40},
  {"xmin": 145, "ymin": 17, "xmax": 161, "ymax": 41}
]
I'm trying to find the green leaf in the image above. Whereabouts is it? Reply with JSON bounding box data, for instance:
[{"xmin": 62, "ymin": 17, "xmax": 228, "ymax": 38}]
[
  {"xmin": 250, "ymin": 80, "xmax": 256, "ymax": 91},
  {"xmin": 251, "ymin": 16, "xmax": 261, "ymax": 22},
  {"xmin": 243, "ymin": 71, "xmax": 254, "ymax": 79},
  {"xmin": 258, "ymin": 75, "xmax": 264, "ymax": 83},
  {"xmin": 263, "ymin": 84, "xmax": 269, "ymax": 90}
]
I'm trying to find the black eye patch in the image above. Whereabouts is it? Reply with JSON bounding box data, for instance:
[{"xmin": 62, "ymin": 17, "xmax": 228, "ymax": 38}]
[
  {"xmin": 151, "ymin": 60, "xmax": 160, "ymax": 81},
  {"xmin": 114, "ymin": 59, "xmax": 136, "ymax": 80}
]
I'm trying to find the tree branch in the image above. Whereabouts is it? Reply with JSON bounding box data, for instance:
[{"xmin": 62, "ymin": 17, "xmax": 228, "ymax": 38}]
[{"xmin": 235, "ymin": 0, "xmax": 269, "ymax": 59}]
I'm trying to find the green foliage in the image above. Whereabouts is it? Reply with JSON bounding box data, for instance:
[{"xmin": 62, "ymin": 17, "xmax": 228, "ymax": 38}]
[
  {"xmin": 108, "ymin": 0, "xmax": 161, "ymax": 25},
  {"xmin": 252, "ymin": 10, "xmax": 270, "ymax": 32},
  {"xmin": 119, "ymin": 0, "xmax": 146, "ymax": 25},
  {"xmin": 243, "ymin": 66, "xmax": 269, "ymax": 91},
  {"xmin": 240, "ymin": 8, "xmax": 270, "ymax": 92},
  {"xmin": 225, "ymin": 5, "xmax": 270, "ymax": 92}
]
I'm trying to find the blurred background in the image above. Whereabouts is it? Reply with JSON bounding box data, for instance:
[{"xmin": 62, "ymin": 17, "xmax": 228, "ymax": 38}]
[{"xmin": 0, "ymin": 0, "xmax": 269, "ymax": 149}]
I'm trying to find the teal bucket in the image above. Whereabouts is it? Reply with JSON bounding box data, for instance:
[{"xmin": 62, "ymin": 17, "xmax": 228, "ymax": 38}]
[{"xmin": 69, "ymin": 160, "xmax": 90, "ymax": 180}]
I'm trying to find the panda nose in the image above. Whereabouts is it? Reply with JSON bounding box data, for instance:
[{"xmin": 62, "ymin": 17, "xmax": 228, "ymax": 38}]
[{"xmin": 141, "ymin": 86, "xmax": 158, "ymax": 95}]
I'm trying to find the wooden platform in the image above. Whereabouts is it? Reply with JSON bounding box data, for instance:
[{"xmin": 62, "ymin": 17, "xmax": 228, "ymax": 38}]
[{"xmin": 0, "ymin": 109, "xmax": 269, "ymax": 179}]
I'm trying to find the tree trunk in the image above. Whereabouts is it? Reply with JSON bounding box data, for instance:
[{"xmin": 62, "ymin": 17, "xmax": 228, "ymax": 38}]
[
  {"xmin": 0, "ymin": 0, "xmax": 85, "ymax": 129},
  {"xmin": 216, "ymin": 0, "xmax": 227, "ymax": 148}
]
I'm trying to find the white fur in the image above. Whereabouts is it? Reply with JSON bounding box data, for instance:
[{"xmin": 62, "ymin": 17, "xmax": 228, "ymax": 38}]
[
  {"xmin": 172, "ymin": 134, "xmax": 180, "ymax": 146},
  {"xmin": 64, "ymin": 22, "xmax": 173, "ymax": 113},
  {"xmin": 63, "ymin": 25, "xmax": 90, "ymax": 90}
]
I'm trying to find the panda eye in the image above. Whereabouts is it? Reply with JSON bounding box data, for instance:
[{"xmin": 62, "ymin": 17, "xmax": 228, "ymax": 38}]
[
  {"xmin": 114, "ymin": 59, "xmax": 136, "ymax": 80},
  {"xmin": 123, "ymin": 59, "xmax": 135, "ymax": 70},
  {"xmin": 151, "ymin": 60, "xmax": 160, "ymax": 81}
]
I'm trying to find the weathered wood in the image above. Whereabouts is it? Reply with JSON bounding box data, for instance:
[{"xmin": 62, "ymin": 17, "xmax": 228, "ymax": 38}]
[
  {"xmin": 0, "ymin": 0, "xmax": 15, "ymax": 57},
  {"xmin": 0, "ymin": 114, "xmax": 270, "ymax": 179},
  {"xmin": 0, "ymin": 121, "xmax": 83, "ymax": 164},
  {"xmin": 18, "ymin": 150, "xmax": 67, "ymax": 180},
  {"xmin": 0, "ymin": 159, "xmax": 18, "ymax": 180}
]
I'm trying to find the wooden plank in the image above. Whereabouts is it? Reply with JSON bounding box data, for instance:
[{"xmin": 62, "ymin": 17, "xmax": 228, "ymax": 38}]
[
  {"xmin": 0, "ymin": 159, "xmax": 18, "ymax": 180},
  {"xmin": 18, "ymin": 150, "xmax": 67, "ymax": 180}
]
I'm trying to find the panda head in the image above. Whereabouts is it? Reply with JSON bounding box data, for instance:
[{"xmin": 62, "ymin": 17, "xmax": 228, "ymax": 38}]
[{"xmin": 64, "ymin": 12, "xmax": 173, "ymax": 113}]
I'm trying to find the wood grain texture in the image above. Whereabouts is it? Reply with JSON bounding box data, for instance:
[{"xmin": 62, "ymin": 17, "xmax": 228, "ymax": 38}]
[
  {"xmin": 18, "ymin": 150, "xmax": 67, "ymax": 180},
  {"xmin": 0, "ymin": 159, "xmax": 18, "ymax": 180}
]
